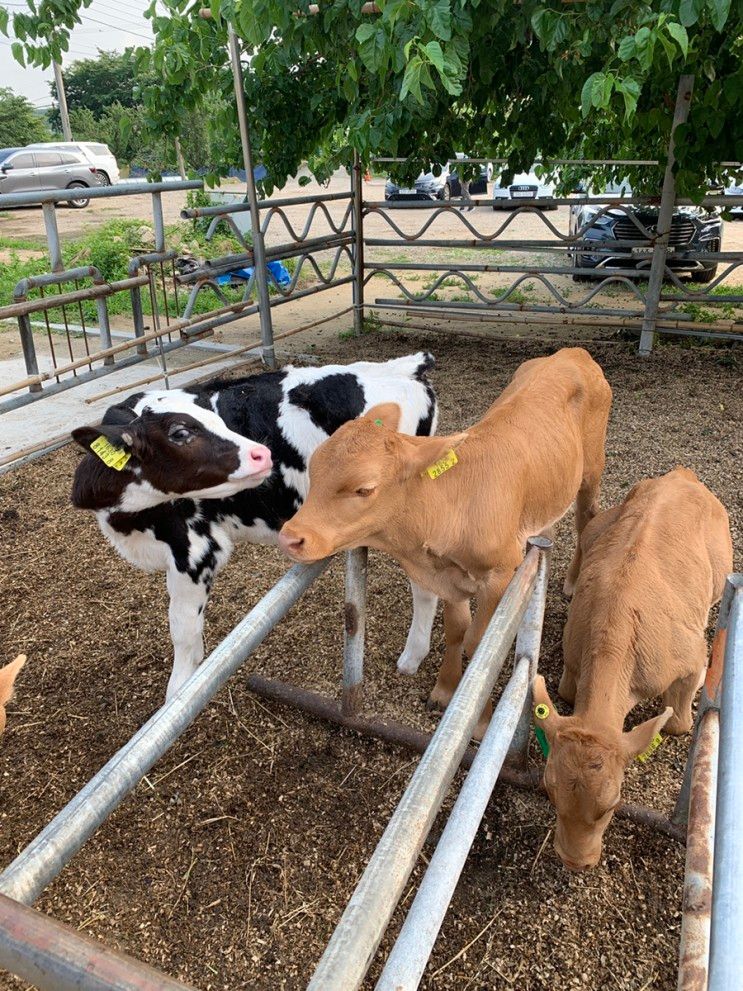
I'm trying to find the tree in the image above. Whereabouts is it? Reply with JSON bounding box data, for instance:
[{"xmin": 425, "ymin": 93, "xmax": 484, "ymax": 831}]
[
  {"xmin": 48, "ymin": 49, "xmax": 156, "ymax": 130},
  {"xmin": 3, "ymin": 0, "xmax": 741, "ymax": 195},
  {"xmin": 0, "ymin": 87, "xmax": 50, "ymax": 147}
]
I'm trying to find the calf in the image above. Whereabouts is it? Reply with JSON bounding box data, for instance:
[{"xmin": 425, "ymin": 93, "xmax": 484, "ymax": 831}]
[
  {"xmin": 534, "ymin": 467, "xmax": 733, "ymax": 871},
  {"xmin": 279, "ymin": 348, "xmax": 612, "ymax": 735},
  {"xmin": 71, "ymin": 353, "xmax": 438, "ymax": 700},
  {"xmin": 0, "ymin": 655, "xmax": 25, "ymax": 736}
]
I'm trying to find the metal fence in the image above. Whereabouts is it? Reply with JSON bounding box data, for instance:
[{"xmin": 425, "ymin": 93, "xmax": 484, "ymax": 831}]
[{"xmin": 3, "ymin": 540, "xmax": 738, "ymax": 988}]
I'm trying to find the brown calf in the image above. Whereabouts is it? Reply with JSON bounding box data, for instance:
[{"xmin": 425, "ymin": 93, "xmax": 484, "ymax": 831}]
[
  {"xmin": 0, "ymin": 655, "xmax": 26, "ymax": 736},
  {"xmin": 279, "ymin": 348, "xmax": 611, "ymax": 733},
  {"xmin": 535, "ymin": 467, "xmax": 733, "ymax": 871}
]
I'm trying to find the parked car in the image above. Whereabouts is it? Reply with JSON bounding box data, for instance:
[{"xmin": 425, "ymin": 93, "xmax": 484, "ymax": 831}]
[
  {"xmin": 492, "ymin": 170, "xmax": 557, "ymax": 210},
  {"xmin": 27, "ymin": 141, "xmax": 120, "ymax": 185},
  {"xmin": 723, "ymin": 177, "xmax": 743, "ymax": 218},
  {"xmin": 569, "ymin": 180, "xmax": 723, "ymax": 283},
  {"xmin": 0, "ymin": 147, "xmax": 101, "ymax": 207},
  {"xmin": 385, "ymin": 154, "xmax": 491, "ymax": 202}
]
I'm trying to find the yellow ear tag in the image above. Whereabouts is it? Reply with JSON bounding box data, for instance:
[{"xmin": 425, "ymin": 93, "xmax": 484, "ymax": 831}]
[
  {"xmin": 636, "ymin": 732, "xmax": 663, "ymax": 764},
  {"xmin": 534, "ymin": 703, "xmax": 550, "ymax": 720},
  {"xmin": 90, "ymin": 435, "xmax": 131, "ymax": 471},
  {"xmin": 423, "ymin": 449, "xmax": 458, "ymax": 480}
]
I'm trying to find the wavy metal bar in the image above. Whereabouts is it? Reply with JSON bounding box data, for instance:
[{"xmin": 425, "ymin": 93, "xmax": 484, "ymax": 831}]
[
  {"xmin": 265, "ymin": 245, "xmax": 354, "ymax": 298},
  {"xmin": 365, "ymin": 267, "xmax": 649, "ymax": 311},
  {"xmin": 260, "ymin": 200, "xmax": 353, "ymax": 243}
]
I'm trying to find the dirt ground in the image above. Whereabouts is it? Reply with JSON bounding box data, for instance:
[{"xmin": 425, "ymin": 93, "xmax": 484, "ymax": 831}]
[{"xmin": 0, "ymin": 332, "xmax": 741, "ymax": 991}]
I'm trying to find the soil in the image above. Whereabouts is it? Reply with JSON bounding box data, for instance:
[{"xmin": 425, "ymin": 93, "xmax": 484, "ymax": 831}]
[{"xmin": 0, "ymin": 333, "xmax": 741, "ymax": 991}]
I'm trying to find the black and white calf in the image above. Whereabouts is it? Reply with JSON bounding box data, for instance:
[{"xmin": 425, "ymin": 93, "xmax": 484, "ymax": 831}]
[{"xmin": 72, "ymin": 353, "xmax": 439, "ymax": 700}]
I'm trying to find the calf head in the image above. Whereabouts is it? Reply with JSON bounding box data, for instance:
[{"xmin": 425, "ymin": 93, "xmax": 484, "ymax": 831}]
[
  {"xmin": 278, "ymin": 403, "xmax": 466, "ymax": 562},
  {"xmin": 0, "ymin": 655, "xmax": 25, "ymax": 736},
  {"xmin": 533, "ymin": 676, "xmax": 672, "ymax": 870},
  {"xmin": 71, "ymin": 393, "xmax": 273, "ymax": 512}
]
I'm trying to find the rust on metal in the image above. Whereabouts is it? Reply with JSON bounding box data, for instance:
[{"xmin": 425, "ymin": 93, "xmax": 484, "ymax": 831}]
[
  {"xmin": 344, "ymin": 602, "xmax": 359, "ymax": 637},
  {"xmin": 341, "ymin": 683, "xmax": 364, "ymax": 719}
]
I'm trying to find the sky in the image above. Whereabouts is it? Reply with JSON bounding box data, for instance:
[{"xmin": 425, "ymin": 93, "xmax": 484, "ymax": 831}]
[{"xmin": 1, "ymin": 0, "xmax": 155, "ymax": 108}]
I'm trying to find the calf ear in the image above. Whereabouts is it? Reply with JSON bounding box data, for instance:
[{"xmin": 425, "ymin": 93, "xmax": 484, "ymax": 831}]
[
  {"xmin": 532, "ymin": 674, "xmax": 565, "ymax": 744},
  {"xmin": 622, "ymin": 707, "xmax": 673, "ymax": 762},
  {"xmin": 0, "ymin": 655, "xmax": 25, "ymax": 708},
  {"xmin": 72, "ymin": 422, "xmax": 142, "ymax": 454},
  {"xmin": 364, "ymin": 403, "xmax": 402, "ymax": 431},
  {"xmin": 398, "ymin": 431, "xmax": 469, "ymax": 480}
]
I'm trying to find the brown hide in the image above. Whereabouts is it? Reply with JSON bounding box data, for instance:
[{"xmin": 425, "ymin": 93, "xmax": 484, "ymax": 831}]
[
  {"xmin": 0, "ymin": 655, "xmax": 26, "ymax": 736},
  {"xmin": 280, "ymin": 348, "xmax": 612, "ymax": 734},
  {"xmin": 536, "ymin": 467, "xmax": 733, "ymax": 870}
]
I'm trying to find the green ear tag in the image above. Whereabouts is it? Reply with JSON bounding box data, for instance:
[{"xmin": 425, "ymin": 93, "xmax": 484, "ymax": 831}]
[
  {"xmin": 534, "ymin": 702, "xmax": 550, "ymax": 756},
  {"xmin": 374, "ymin": 418, "xmax": 383, "ymax": 426}
]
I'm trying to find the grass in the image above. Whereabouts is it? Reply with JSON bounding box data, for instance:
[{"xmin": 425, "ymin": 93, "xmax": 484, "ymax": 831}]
[{"xmin": 0, "ymin": 234, "xmax": 48, "ymax": 252}]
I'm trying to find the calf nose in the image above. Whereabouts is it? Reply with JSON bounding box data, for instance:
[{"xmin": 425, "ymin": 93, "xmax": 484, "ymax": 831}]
[
  {"xmin": 249, "ymin": 445, "xmax": 272, "ymax": 472},
  {"xmin": 278, "ymin": 531, "xmax": 305, "ymax": 558}
]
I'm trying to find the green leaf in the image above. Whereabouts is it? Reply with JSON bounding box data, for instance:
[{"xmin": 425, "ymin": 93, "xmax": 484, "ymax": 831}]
[
  {"xmin": 679, "ymin": 0, "xmax": 703, "ymax": 26},
  {"xmin": 615, "ymin": 77, "xmax": 641, "ymax": 119},
  {"xmin": 708, "ymin": 0, "xmax": 731, "ymax": 31},
  {"xmin": 11, "ymin": 41, "xmax": 25, "ymax": 67},
  {"xmin": 581, "ymin": 71, "xmax": 601, "ymax": 116},
  {"xmin": 428, "ymin": 0, "xmax": 452, "ymax": 42},
  {"xmin": 617, "ymin": 35, "xmax": 635, "ymax": 61},
  {"xmin": 423, "ymin": 40, "xmax": 445, "ymax": 74},
  {"xmin": 355, "ymin": 23, "xmax": 376, "ymax": 44},
  {"xmin": 0, "ymin": 8, "xmax": 8, "ymax": 34},
  {"xmin": 400, "ymin": 57, "xmax": 424, "ymax": 103},
  {"xmin": 667, "ymin": 22, "xmax": 688, "ymax": 58}
]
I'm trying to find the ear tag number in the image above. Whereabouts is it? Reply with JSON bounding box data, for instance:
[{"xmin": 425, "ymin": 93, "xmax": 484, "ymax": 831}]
[
  {"xmin": 534, "ymin": 703, "xmax": 550, "ymax": 756},
  {"xmin": 636, "ymin": 731, "xmax": 663, "ymax": 764},
  {"xmin": 90, "ymin": 435, "xmax": 131, "ymax": 471},
  {"xmin": 423, "ymin": 449, "xmax": 458, "ymax": 480}
]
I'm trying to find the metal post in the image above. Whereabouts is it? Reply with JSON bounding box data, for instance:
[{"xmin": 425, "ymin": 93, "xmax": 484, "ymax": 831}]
[
  {"xmin": 376, "ymin": 658, "xmax": 530, "ymax": 991},
  {"xmin": 708, "ymin": 576, "xmax": 743, "ymax": 991},
  {"xmin": 94, "ymin": 298, "xmax": 114, "ymax": 365},
  {"xmin": 52, "ymin": 61, "xmax": 72, "ymax": 141},
  {"xmin": 41, "ymin": 201, "xmax": 63, "ymax": 273},
  {"xmin": 351, "ymin": 150, "xmax": 365, "ymax": 336},
  {"xmin": 638, "ymin": 75, "xmax": 694, "ymax": 356},
  {"xmin": 307, "ymin": 546, "xmax": 543, "ymax": 991},
  {"xmin": 151, "ymin": 192, "xmax": 166, "ymax": 254},
  {"xmin": 0, "ymin": 560, "xmax": 329, "ymax": 906},
  {"xmin": 506, "ymin": 537, "xmax": 551, "ymax": 766},
  {"xmin": 342, "ymin": 547, "xmax": 367, "ymax": 716},
  {"xmin": 175, "ymin": 137, "xmax": 187, "ymax": 180},
  {"xmin": 18, "ymin": 314, "xmax": 42, "ymax": 392},
  {"xmin": 227, "ymin": 24, "xmax": 276, "ymax": 369},
  {"xmin": 0, "ymin": 892, "xmax": 195, "ymax": 991}
]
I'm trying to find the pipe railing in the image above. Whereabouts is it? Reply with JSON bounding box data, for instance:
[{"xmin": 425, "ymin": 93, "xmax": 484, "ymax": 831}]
[{"xmin": 307, "ymin": 537, "xmax": 551, "ymax": 991}]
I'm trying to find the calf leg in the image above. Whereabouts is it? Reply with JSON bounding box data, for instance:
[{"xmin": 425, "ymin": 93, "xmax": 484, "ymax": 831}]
[
  {"xmin": 558, "ymin": 667, "xmax": 578, "ymax": 705},
  {"xmin": 428, "ymin": 599, "xmax": 471, "ymax": 711},
  {"xmin": 564, "ymin": 476, "xmax": 602, "ymax": 596},
  {"xmin": 165, "ymin": 567, "xmax": 211, "ymax": 701},
  {"xmin": 397, "ymin": 582, "xmax": 438, "ymax": 675},
  {"xmin": 663, "ymin": 638, "xmax": 707, "ymax": 735}
]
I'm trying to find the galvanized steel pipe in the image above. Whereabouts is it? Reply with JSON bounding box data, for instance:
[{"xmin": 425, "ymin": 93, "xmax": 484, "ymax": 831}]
[
  {"xmin": 376, "ymin": 657, "xmax": 530, "ymax": 991},
  {"xmin": 307, "ymin": 545, "xmax": 542, "ymax": 991},
  {"xmin": 708, "ymin": 578, "xmax": 743, "ymax": 991},
  {"xmin": 0, "ymin": 561, "xmax": 329, "ymax": 905}
]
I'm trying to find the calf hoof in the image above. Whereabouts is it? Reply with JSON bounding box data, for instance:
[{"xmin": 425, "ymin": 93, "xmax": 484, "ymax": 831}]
[
  {"xmin": 426, "ymin": 682, "xmax": 454, "ymax": 712},
  {"xmin": 562, "ymin": 577, "xmax": 576, "ymax": 598},
  {"xmin": 397, "ymin": 649, "xmax": 427, "ymax": 676}
]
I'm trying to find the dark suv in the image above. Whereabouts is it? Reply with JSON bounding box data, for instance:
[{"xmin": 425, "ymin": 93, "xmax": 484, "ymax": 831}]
[{"xmin": 569, "ymin": 182, "xmax": 723, "ymax": 283}]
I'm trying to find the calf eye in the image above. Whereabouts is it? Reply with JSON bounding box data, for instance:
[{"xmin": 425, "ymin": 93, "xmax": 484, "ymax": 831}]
[
  {"xmin": 355, "ymin": 486, "xmax": 376, "ymax": 498},
  {"xmin": 168, "ymin": 425, "xmax": 192, "ymax": 444}
]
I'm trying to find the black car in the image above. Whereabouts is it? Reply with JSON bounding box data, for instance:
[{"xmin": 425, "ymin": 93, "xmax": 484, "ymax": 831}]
[
  {"xmin": 385, "ymin": 156, "xmax": 491, "ymax": 202},
  {"xmin": 569, "ymin": 183, "xmax": 722, "ymax": 283}
]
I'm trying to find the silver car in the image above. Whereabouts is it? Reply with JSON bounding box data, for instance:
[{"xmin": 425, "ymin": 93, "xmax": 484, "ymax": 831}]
[{"xmin": 0, "ymin": 147, "xmax": 101, "ymax": 208}]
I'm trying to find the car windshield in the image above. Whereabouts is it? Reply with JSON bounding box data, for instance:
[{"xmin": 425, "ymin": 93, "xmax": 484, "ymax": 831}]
[{"xmin": 0, "ymin": 148, "xmax": 20, "ymax": 165}]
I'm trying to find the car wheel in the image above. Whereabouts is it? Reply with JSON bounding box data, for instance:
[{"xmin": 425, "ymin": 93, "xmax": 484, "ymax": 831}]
[
  {"xmin": 690, "ymin": 265, "xmax": 717, "ymax": 284},
  {"xmin": 571, "ymin": 254, "xmax": 591, "ymax": 282},
  {"xmin": 96, "ymin": 171, "xmax": 111, "ymax": 186},
  {"xmin": 66, "ymin": 182, "xmax": 91, "ymax": 208}
]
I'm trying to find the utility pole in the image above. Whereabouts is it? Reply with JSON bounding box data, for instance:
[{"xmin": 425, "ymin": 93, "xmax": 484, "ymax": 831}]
[
  {"xmin": 53, "ymin": 61, "xmax": 72, "ymax": 141},
  {"xmin": 175, "ymin": 137, "xmax": 187, "ymax": 180}
]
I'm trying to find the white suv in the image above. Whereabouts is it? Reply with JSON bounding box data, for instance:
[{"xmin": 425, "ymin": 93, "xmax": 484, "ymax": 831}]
[{"xmin": 27, "ymin": 141, "xmax": 120, "ymax": 185}]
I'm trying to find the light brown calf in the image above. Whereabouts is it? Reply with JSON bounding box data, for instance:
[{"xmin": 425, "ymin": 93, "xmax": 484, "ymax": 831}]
[
  {"xmin": 279, "ymin": 348, "xmax": 612, "ymax": 733},
  {"xmin": 535, "ymin": 467, "xmax": 733, "ymax": 871},
  {"xmin": 0, "ymin": 655, "xmax": 26, "ymax": 736}
]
